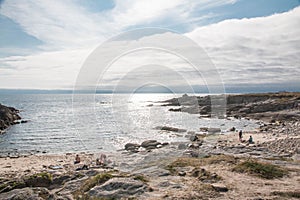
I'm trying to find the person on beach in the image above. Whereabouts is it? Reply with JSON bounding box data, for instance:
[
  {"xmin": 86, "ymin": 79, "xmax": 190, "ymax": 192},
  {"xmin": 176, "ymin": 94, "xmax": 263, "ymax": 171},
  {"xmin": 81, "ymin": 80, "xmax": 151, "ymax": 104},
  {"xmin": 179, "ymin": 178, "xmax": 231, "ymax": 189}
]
[
  {"xmin": 239, "ymin": 130, "xmax": 243, "ymax": 142},
  {"xmin": 74, "ymin": 154, "xmax": 80, "ymax": 164},
  {"xmin": 248, "ymin": 135, "xmax": 254, "ymax": 144},
  {"xmin": 96, "ymin": 154, "xmax": 107, "ymax": 166}
]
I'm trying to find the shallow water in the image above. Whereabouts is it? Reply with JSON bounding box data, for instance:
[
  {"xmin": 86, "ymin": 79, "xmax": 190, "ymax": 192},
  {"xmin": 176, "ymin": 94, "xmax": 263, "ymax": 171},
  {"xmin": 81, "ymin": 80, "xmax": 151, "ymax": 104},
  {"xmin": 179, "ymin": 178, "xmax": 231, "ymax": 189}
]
[{"xmin": 0, "ymin": 93, "xmax": 258, "ymax": 155}]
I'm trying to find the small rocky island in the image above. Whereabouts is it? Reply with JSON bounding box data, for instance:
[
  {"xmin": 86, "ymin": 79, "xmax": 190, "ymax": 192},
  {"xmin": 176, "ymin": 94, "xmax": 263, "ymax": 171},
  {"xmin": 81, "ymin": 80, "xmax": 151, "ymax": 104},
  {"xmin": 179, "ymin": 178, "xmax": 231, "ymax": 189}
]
[
  {"xmin": 0, "ymin": 92, "xmax": 299, "ymax": 200},
  {"xmin": 0, "ymin": 104, "xmax": 21, "ymax": 134}
]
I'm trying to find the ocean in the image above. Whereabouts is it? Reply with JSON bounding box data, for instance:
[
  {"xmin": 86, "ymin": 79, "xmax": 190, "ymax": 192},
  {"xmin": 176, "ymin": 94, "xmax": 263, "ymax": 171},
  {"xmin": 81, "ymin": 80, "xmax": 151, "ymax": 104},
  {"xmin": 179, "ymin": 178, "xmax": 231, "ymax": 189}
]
[{"xmin": 0, "ymin": 93, "xmax": 258, "ymax": 155}]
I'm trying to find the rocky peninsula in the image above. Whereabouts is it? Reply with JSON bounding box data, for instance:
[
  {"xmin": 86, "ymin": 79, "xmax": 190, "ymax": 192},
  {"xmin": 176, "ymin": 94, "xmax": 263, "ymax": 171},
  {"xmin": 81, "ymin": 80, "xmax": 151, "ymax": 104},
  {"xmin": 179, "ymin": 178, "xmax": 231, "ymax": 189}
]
[
  {"xmin": 0, "ymin": 92, "xmax": 299, "ymax": 199},
  {"xmin": 0, "ymin": 104, "xmax": 21, "ymax": 134},
  {"xmin": 163, "ymin": 92, "xmax": 300, "ymax": 122}
]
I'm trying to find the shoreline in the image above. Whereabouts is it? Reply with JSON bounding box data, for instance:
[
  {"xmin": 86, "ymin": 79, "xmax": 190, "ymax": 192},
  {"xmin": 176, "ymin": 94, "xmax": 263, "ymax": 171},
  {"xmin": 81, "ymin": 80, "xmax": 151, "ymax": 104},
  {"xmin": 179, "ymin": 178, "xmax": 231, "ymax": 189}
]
[
  {"xmin": 0, "ymin": 120, "xmax": 299, "ymax": 199},
  {"xmin": 0, "ymin": 92, "xmax": 299, "ymax": 199}
]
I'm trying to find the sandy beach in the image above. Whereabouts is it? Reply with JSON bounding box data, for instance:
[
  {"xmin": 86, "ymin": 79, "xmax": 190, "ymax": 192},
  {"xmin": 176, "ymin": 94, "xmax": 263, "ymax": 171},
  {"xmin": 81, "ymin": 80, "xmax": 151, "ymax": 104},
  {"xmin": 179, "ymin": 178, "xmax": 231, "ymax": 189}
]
[
  {"xmin": 0, "ymin": 92, "xmax": 299, "ymax": 199},
  {"xmin": 0, "ymin": 123, "xmax": 299, "ymax": 199}
]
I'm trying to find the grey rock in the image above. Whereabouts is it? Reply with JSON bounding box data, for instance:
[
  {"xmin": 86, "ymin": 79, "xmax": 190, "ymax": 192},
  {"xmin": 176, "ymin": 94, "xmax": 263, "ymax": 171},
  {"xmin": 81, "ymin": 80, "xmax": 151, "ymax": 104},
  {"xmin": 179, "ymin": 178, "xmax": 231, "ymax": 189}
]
[
  {"xmin": 88, "ymin": 178, "xmax": 149, "ymax": 198},
  {"xmin": 0, "ymin": 187, "xmax": 58, "ymax": 200},
  {"xmin": 211, "ymin": 184, "xmax": 229, "ymax": 192},
  {"xmin": 141, "ymin": 140, "xmax": 161, "ymax": 149},
  {"xmin": 207, "ymin": 128, "xmax": 221, "ymax": 134},
  {"xmin": 124, "ymin": 143, "xmax": 140, "ymax": 151},
  {"xmin": 178, "ymin": 171, "xmax": 186, "ymax": 176},
  {"xmin": 155, "ymin": 126, "xmax": 187, "ymax": 132},
  {"xmin": 178, "ymin": 143, "xmax": 187, "ymax": 150},
  {"xmin": 24, "ymin": 174, "xmax": 52, "ymax": 188},
  {"xmin": 0, "ymin": 104, "xmax": 21, "ymax": 133},
  {"xmin": 57, "ymin": 178, "xmax": 87, "ymax": 196}
]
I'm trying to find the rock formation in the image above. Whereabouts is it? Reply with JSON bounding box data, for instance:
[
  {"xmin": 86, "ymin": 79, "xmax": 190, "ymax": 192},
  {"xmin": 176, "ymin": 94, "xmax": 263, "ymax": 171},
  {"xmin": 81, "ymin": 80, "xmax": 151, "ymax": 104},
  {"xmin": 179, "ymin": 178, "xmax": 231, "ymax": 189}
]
[
  {"xmin": 0, "ymin": 104, "xmax": 21, "ymax": 134},
  {"xmin": 162, "ymin": 92, "xmax": 300, "ymax": 121}
]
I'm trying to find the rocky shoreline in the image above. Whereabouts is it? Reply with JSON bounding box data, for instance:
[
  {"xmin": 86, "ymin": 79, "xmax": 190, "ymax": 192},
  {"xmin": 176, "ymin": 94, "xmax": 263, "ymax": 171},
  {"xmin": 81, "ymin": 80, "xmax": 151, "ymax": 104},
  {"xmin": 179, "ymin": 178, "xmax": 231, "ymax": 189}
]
[
  {"xmin": 163, "ymin": 92, "xmax": 300, "ymax": 121},
  {"xmin": 0, "ymin": 92, "xmax": 299, "ymax": 199},
  {"xmin": 0, "ymin": 104, "xmax": 21, "ymax": 134}
]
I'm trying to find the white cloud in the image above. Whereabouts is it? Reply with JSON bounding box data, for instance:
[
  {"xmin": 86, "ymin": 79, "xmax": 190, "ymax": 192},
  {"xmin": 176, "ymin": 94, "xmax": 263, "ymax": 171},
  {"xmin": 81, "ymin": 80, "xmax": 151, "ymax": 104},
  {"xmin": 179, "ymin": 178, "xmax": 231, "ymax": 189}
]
[
  {"xmin": 0, "ymin": 0, "xmax": 238, "ymax": 50},
  {"xmin": 0, "ymin": 0, "xmax": 108, "ymax": 50},
  {"xmin": 186, "ymin": 6, "xmax": 300, "ymax": 85},
  {"xmin": 0, "ymin": 1, "xmax": 299, "ymax": 90},
  {"xmin": 0, "ymin": 48, "xmax": 91, "ymax": 89}
]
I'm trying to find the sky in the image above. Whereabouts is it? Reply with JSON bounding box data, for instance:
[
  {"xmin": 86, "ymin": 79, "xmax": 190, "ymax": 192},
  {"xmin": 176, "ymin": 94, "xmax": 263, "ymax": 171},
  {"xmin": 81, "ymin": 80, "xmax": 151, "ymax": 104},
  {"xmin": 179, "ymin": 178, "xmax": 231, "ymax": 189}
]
[{"xmin": 0, "ymin": 0, "xmax": 300, "ymax": 92}]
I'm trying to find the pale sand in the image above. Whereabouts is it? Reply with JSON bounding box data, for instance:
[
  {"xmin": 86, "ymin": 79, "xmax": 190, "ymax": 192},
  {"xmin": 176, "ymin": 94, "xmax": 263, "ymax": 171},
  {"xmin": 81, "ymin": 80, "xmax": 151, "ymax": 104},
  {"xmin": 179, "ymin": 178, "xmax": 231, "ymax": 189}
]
[
  {"xmin": 0, "ymin": 153, "xmax": 99, "ymax": 179},
  {"xmin": 208, "ymin": 130, "xmax": 296, "ymax": 145},
  {"xmin": 0, "ymin": 130, "xmax": 295, "ymax": 179}
]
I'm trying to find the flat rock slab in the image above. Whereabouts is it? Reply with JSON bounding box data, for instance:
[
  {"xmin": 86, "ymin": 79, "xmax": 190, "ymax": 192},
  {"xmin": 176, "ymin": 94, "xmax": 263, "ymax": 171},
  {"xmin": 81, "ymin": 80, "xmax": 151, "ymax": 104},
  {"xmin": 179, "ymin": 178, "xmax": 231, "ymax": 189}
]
[
  {"xmin": 88, "ymin": 177, "xmax": 149, "ymax": 198},
  {"xmin": 0, "ymin": 187, "xmax": 56, "ymax": 200}
]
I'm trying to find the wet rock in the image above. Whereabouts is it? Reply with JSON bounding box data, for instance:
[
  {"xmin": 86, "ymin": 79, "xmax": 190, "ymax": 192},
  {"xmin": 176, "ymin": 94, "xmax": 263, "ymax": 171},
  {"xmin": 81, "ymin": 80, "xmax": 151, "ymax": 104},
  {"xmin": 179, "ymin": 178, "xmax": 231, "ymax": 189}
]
[
  {"xmin": 189, "ymin": 135, "xmax": 198, "ymax": 142},
  {"xmin": 141, "ymin": 140, "xmax": 161, "ymax": 149},
  {"xmin": 207, "ymin": 128, "xmax": 221, "ymax": 134},
  {"xmin": 0, "ymin": 104, "xmax": 21, "ymax": 133},
  {"xmin": 169, "ymin": 108, "xmax": 181, "ymax": 112},
  {"xmin": 200, "ymin": 127, "xmax": 208, "ymax": 132},
  {"xmin": 88, "ymin": 178, "xmax": 149, "ymax": 199},
  {"xmin": 178, "ymin": 143, "xmax": 187, "ymax": 150},
  {"xmin": 188, "ymin": 143, "xmax": 201, "ymax": 149},
  {"xmin": 155, "ymin": 126, "xmax": 187, "ymax": 132},
  {"xmin": 229, "ymin": 127, "xmax": 236, "ymax": 131},
  {"xmin": 125, "ymin": 143, "xmax": 140, "ymax": 151}
]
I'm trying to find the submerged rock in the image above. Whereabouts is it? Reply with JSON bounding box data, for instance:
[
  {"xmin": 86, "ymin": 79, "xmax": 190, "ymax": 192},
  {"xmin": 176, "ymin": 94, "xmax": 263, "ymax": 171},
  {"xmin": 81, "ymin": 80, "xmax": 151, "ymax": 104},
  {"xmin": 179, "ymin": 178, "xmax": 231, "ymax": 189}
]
[{"xmin": 155, "ymin": 126, "xmax": 187, "ymax": 132}]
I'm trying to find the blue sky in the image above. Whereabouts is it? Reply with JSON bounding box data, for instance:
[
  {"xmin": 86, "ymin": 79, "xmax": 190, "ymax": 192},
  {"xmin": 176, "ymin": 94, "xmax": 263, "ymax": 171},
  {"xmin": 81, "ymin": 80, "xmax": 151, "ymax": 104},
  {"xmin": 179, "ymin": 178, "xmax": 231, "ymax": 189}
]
[{"xmin": 0, "ymin": 0, "xmax": 299, "ymax": 91}]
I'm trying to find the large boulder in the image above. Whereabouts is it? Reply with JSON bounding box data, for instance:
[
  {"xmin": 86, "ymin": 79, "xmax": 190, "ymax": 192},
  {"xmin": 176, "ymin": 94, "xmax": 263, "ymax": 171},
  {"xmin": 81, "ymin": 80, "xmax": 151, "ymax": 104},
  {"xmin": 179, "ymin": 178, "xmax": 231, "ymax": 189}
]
[{"xmin": 88, "ymin": 177, "xmax": 149, "ymax": 199}]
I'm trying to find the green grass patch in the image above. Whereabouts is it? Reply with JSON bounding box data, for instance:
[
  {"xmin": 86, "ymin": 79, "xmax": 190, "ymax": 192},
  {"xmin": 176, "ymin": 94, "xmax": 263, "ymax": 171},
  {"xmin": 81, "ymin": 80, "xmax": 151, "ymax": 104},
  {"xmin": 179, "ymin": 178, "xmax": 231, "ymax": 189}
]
[
  {"xmin": 73, "ymin": 172, "xmax": 113, "ymax": 199},
  {"xmin": 29, "ymin": 172, "xmax": 52, "ymax": 181},
  {"xmin": 202, "ymin": 155, "xmax": 238, "ymax": 165},
  {"xmin": 81, "ymin": 173, "xmax": 113, "ymax": 193},
  {"xmin": 0, "ymin": 180, "xmax": 26, "ymax": 193},
  {"xmin": 233, "ymin": 160, "xmax": 288, "ymax": 179}
]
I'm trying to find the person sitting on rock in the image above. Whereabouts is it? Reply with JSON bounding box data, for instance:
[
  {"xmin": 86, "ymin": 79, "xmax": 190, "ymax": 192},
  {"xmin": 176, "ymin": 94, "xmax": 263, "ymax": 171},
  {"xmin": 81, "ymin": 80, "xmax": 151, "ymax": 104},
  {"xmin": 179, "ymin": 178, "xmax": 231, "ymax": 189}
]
[
  {"xmin": 96, "ymin": 154, "xmax": 106, "ymax": 166},
  {"xmin": 248, "ymin": 135, "xmax": 254, "ymax": 144},
  {"xmin": 74, "ymin": 154, "xmax": 80, "ymax": 164}
]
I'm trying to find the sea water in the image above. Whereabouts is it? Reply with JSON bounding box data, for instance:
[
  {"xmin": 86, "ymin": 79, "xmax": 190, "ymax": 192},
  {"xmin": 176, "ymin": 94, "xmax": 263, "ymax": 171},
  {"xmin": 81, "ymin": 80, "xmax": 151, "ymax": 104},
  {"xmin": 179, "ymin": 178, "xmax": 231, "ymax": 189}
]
[{"xmin": 0, "ymin": 93, "xmax": 258, "ymax": 155}]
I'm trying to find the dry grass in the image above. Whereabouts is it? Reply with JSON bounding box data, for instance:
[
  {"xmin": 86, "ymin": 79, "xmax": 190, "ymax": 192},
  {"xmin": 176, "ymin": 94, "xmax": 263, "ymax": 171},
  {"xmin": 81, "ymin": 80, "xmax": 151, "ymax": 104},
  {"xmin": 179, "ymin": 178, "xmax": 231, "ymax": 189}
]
[
  {"xmin": 166, "ymin": 154, "xmax": 238, "ymax": 173},
  {"xmin": 233, "ymin": 160, "xmax": 289, "ymax": 179}
]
